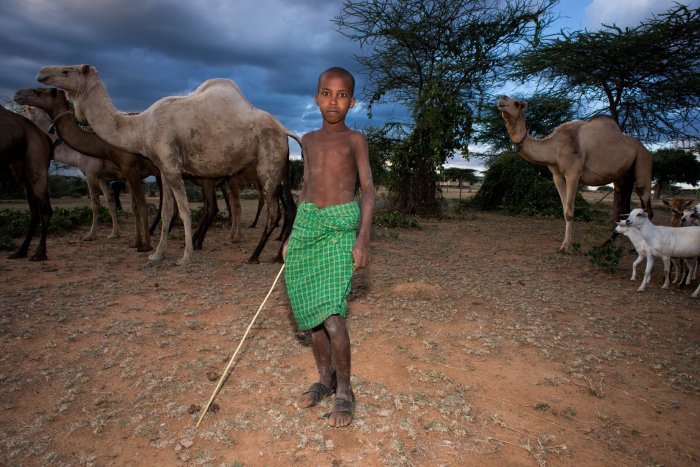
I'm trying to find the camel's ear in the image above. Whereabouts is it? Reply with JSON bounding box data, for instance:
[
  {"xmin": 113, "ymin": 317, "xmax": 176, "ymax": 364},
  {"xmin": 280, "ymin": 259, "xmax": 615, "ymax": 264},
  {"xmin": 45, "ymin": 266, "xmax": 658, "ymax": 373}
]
[
  {"xmin": 683, "ymin": 199, "xmax": 695, "ymax": 209},
  {"xmin": 520, "ymin": 101, "xmax": 528, "ymax": 109},
  {"xmin": 80, "ymin": 64, "xmax": 91, "ymax": 75}
]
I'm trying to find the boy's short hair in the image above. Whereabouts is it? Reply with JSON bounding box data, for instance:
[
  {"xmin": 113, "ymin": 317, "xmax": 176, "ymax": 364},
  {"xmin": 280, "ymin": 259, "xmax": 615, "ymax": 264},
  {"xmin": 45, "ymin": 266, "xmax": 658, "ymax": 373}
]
[{"xmin": 317, "ymin": 67, "xmax": 355, "ymax": 97}]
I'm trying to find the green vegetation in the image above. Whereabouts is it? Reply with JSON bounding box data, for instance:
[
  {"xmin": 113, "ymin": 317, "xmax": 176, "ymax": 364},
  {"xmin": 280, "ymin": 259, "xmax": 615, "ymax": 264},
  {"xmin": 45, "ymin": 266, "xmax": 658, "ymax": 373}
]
[
  {"xmin": 473, "ymin": 153, "xmax": 591, "ymax": 220},
  {"xmin": 373, "ymin": 211, "xmax": 419, "ymax": 229},
  {"xmin": 0, "ymin": 206, "xmax": 113, "ymax": 251},
  {"xmin": 585, "ymin": 242, "xmax": 626, "ymax": 274}
]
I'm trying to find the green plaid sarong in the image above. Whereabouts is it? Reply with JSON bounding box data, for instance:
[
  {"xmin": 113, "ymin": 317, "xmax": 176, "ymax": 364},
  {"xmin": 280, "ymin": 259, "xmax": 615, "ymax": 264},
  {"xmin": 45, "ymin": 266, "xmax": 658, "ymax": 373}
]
[{"xmin": 284, "ymin": 201, "xmax": 360, "ymax": 330}]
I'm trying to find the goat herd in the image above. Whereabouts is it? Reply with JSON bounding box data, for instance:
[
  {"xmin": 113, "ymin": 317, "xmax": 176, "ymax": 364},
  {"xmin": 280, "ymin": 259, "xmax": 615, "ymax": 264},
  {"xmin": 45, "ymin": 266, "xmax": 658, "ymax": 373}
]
[{"xmin": 616, "ymin": 199, "xmax": 700, "ymax": 299}]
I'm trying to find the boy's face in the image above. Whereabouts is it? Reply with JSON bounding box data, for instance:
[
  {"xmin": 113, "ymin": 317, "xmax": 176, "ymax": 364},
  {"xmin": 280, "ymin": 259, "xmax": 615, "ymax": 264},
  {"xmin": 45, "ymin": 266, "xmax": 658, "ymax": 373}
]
[{"xmin": 314, "ymin": 72, "xmax": 356, "ymax": 125}]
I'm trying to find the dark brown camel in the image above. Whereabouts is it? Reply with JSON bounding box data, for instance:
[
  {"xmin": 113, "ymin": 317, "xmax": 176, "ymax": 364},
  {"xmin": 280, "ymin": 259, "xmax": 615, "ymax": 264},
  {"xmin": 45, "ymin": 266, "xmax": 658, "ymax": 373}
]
[
  {"xmin": 0, "ymin": 106, "xmax": 53, "ymax": 260},
  {"xmin": 14, "ymin": 87, "xmax": 158, "ymax": 252}
]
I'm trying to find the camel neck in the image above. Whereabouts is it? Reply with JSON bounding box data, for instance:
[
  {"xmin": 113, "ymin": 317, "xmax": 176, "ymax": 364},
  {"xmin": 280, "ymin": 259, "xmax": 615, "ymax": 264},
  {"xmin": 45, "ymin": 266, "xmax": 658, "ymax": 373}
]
[
  {"xmin": 52, "ymin": 109, "xmax": 108, "ymax": 159},
  {"xmin": 74, "ymin": 81, "xmax": 140, "ymax": 153},
  {"xmin": 517, "ymin": 136, "xmax": 558, "ymax": 166}
]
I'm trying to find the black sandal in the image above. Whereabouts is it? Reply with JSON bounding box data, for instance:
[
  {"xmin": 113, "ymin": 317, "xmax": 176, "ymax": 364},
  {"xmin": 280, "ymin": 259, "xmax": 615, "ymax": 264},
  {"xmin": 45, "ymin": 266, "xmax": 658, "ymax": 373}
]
[
  {"xmin": 328, "ymin": 391, "xmax": 355, "ymax": 427},
  {"xmin": 300, "ymin": 374, "xmax": 337, "ymax": 407}
]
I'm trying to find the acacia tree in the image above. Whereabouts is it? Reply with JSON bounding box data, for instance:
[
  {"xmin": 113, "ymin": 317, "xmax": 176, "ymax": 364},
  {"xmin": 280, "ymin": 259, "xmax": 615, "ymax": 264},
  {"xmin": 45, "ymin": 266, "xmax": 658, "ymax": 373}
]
[
  {"xmin": 652, "ymin": 147, "xmax": 700, "ymax": 198},
  {"xmin": 334, "ymin": 0, "xmax": 556, "ymax": 214},
  {"xmin": 513, "ymin": 4, "xmax": 700, "ymax": 142}
]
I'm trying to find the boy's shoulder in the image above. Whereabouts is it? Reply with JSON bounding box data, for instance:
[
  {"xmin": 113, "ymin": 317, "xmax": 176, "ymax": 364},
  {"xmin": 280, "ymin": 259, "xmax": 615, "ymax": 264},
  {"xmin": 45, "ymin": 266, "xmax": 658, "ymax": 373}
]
[{"xmin": 303, "ymin": 127, "xmax": 365, "ymax": 142}]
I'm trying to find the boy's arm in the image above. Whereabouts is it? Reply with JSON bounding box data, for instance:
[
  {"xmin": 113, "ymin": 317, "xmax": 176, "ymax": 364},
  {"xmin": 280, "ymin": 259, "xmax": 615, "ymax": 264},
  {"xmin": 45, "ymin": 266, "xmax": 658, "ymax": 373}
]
[
  {"xmin": 352, "ymin": 132, "xmax": 376, "ymax": 269},
  {"xmin": 283, "ymin": 135, "xmax": 310, "ymax": 259}
]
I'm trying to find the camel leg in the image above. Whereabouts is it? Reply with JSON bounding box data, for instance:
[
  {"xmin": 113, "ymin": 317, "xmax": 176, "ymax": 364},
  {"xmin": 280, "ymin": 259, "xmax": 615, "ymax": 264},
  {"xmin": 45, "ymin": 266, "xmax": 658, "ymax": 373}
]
[
  {"xmin": 228, "ymin": 178, "xmax": 242, "ymax": 243},
  {"xmin": 127, "ymin": 175, "xmax": 152, "ymax": 252},
  {"xmin": 250, "ymin": 183, "xmax": 264, "ymax": 229},
  {"xmin": 149, "ymin": 179, "xmax": 176, "ymax": 262},
  {"xmin": 149, "ymin": 176, "xmax": 163, "ymax": 236},
  {"xmin": 98, "ymin": 178, "xmax": 120, "ymax": 239},
  {"xmin": 550, "ymin": 168, "xmax": 576, "ymax": 252},
  {"xmin": 219, "ymin": 181, "xmax": 232, "ymax": 225},
  {"xmin": 634, "ymin": 150, "xmax": 654, "ymax": 220},
  {"xmin": 193, "ymin": 180, "xmax": 217, "ymax": 250},
  {"xmin": 83, "ymin": 177, "xmax": 101, "ymax": 241},
  {"xmin": 172, "ymin": 180, "xmax": 193, "ymax": 265}
]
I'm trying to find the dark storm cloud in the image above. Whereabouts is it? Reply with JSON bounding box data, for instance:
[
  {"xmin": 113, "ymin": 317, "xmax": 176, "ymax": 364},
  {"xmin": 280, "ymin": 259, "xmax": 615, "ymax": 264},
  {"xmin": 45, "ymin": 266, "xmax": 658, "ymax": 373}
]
[{"xmin": 0, "ymin": 0, "xmax": 398, "ymax": 137}]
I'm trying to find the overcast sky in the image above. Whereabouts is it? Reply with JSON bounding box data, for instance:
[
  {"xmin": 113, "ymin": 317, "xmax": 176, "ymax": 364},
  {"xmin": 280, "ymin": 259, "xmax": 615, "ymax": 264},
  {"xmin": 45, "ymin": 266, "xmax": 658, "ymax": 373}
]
[{"xmin": 1, "ymin": 0, "xmax": 694, "ymax": 164}]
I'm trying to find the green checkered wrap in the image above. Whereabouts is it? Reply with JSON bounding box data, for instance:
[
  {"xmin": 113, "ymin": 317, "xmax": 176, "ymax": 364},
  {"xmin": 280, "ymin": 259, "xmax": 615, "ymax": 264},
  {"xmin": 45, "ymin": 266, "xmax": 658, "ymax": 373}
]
[{"xmin": 284, "ymin": 201, "xmax": 360, "ymax": 330}]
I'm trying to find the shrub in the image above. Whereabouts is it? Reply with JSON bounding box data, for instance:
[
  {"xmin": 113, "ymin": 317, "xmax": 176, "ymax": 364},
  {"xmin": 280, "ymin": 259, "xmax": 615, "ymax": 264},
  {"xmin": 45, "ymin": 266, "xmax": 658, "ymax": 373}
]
[
  {"xmin": 586, "ymin": 242, "xmax": 625, "ymax": 274},
  {"xmin": 373, "ymin": 211, "xmax": 419, "ymax": 229},
  {"xmin": 473, "ymin": 153, "xmax": 591, "ymax": 220},
  {"xmin": 48, "ymin": 175, "xmax": 89, "ymax": 198}
]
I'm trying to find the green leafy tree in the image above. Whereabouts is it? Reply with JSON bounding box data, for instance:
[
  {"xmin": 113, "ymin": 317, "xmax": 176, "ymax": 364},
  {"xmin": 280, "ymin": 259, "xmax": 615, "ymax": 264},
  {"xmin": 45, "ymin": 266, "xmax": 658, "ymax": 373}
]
[
  {"xmin": 476, "ymin": 93, "xmax": 576, "ymax": 155},
  {"xmin": 364, "ymin": 126, "xmax": 392, "ymax": 187},
  {"xmin": 335, "ymin": 0, "xmax": 556, "ymax": 213},
  {"xmin": 652, "ymin": 147, "xmax": 700, "ymax": 198},
  {"xmin": 513, "ymin": 4, "xmax": 700, "ymax": 142}
]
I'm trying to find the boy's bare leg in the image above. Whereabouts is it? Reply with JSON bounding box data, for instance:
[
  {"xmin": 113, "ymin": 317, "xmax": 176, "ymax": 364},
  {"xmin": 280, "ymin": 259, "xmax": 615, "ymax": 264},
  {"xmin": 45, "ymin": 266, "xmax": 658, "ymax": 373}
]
[
  {"xmin": 297, "ymin": 325, "xmax": 335, "ymax": 408},
  {"xmin": 324, "ymin": 314, "xmax": 354, "ymax": 427}
]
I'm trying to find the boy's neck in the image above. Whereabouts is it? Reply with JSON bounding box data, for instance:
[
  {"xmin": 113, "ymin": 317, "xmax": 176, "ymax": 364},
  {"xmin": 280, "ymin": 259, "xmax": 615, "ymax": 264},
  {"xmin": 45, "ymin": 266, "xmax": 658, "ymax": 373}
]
[{"xmin": 321, "ymin": 120, "xmax": 349, "ymax": 132}]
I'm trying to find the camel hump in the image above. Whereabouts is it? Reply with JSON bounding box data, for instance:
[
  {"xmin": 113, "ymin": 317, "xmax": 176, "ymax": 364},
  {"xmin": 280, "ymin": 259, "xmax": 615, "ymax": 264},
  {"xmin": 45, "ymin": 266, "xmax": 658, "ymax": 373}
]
[{"xmin": 193, "ymin": 78, "xmax": 244, "ymax": 96}]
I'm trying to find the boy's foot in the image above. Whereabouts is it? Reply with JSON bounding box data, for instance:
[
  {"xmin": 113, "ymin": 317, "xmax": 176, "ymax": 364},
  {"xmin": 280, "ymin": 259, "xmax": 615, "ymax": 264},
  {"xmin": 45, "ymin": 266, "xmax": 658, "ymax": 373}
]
[
  {"xmin": 328, "ymin": 392, "xmax": 355, "ymax": 427},
  {"xmin": 297, "ymin": 375, "xmax": 336, "ymax": 408}
]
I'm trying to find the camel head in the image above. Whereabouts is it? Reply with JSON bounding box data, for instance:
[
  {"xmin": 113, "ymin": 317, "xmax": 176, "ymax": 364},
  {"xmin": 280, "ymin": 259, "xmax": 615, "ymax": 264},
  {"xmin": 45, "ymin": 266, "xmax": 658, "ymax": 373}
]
[
  {"xmin": 36, "ymin": 65, "xmax": 99, "ymax": 98},
  {"xmin": 13, "ymin": 88, "xmax": 70, "ymax": 116},
  {"xmin": 496, "ymin": 96, "xmax": 528, "ymax": 143},
  {"xmin": 36, "ymin": 65, "xmax": 99, "ymax": 122}
]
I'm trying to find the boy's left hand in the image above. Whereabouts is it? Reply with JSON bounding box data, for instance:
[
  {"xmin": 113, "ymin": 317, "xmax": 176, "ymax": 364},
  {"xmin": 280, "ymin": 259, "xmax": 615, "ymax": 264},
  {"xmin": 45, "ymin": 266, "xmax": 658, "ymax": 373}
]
[{"xmin": 352, "ymin": 239, "xmax": 370, "ymax": 270}]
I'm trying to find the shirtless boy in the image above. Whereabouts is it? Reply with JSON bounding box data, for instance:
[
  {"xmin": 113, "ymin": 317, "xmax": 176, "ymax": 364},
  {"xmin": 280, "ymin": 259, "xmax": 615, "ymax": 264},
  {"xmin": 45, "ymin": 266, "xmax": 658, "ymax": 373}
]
[{"xmin": 283, "ymin": 67, "xmax": 375, "ymax": 427}]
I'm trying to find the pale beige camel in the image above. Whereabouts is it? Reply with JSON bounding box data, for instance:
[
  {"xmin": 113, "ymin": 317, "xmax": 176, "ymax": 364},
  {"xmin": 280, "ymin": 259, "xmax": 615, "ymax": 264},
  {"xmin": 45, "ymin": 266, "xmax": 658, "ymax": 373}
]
[
  {"xmin": 22, "ymin": 106, "xmax": 122, "ymax": 241},
  {"xmin": 14, "ymin": 87, "xmax": 159, "ymax": 251},
  {"xmin": 38, "ymin": 64, "xmax": 300, "ymax": 264},
  {"xmin": 497, "ymin": 96, "xmax": 654, "ymax": 252}
]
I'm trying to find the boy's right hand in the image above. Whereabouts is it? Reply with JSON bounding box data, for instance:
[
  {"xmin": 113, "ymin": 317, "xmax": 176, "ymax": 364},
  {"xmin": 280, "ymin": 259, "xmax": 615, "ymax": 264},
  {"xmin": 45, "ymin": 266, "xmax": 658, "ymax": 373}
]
[{"xmin": 282, "ymin": 240, "xmax": 289, "ymax": 260}]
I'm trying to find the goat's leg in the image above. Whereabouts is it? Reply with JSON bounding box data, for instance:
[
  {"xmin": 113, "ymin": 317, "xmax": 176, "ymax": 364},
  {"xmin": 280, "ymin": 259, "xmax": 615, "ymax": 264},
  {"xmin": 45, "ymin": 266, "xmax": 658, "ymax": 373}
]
[
  {"xmin": 661, "ymin": 256, "xmax": 672, "ymax": 289},
  {"xmin": 631, "ymin": 253, "xmax": 644, "ymax": 281},
  {"xmin": 638, "ymin": 255, "xmax": 654, "ymax": 292}
]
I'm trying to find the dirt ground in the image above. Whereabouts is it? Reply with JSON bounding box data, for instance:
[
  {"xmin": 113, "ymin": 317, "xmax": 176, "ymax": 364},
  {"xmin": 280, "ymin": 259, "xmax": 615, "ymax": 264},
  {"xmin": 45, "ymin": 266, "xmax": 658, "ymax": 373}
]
[{"xmin": 0, "ymin": 194, "xmax": 697, "ymax": 466}]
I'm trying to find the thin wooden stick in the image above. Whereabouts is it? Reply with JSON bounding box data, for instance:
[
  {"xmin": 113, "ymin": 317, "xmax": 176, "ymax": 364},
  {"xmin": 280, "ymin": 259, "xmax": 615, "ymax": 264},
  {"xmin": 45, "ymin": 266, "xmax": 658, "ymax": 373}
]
[{"xmin": 196, "ymin": 263, "xmax": 285, "ymax": 428}]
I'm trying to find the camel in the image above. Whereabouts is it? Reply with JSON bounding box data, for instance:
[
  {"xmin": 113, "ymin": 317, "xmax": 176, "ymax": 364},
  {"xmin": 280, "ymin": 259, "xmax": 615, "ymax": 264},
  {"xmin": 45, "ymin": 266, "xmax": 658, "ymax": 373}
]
[
  {"xmin": 497, "ymin": 96, "xmax": 654, "ymax": 252},
  {"xmin": 38, "ymin": 64, "xmax": 299, "ymax": 264},
  {"xmin": 21, "ymin": 105, "xmax": 123, "ymax": 242},
  {"xmin": 0, "ymin": 106, "xmax": 53, "ymax": 260},
  {"xmin": 14, "ymin": 87, "xmax": 158, "ymax": 251}
]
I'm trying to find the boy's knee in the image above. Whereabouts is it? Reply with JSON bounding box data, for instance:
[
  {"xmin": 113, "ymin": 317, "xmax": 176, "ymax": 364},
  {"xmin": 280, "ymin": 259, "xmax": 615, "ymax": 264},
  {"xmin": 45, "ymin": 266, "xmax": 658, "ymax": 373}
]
[{"xmin": 323, "ymin": 314, "xmax": 344, "ymax": 334}]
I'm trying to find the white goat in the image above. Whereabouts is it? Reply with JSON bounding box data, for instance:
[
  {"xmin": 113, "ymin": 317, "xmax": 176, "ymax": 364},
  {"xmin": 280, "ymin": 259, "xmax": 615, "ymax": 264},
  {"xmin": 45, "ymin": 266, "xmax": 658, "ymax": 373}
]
[
  {"xmin": 624, "ymin": 208, "xmax": 700, "ymax": 298},
  {"xmin": 681, "ymin": 204, "xmax": 700, "ymax": 226},
  {"xmin": 615, "ymin": 223, "xmax": 651, "ymax": 285}
]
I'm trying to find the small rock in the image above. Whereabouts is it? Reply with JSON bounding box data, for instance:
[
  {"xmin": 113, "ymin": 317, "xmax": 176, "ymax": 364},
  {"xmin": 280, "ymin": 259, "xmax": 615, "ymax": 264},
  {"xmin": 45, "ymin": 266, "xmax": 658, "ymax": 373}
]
[
  {"xmin": 180, "ymin": 438, "xmax": 194, "ymax": 449},
  {"xmin": 208, "ymin": 403, "xmax": 220, "ymax": 413},
  {"xmin": 187, "ymin": 404, "xmax": 200, "ymax": 414},
  {"xmin": 206, "ymin": 371, "xmax": 219, "ymax": 381}
]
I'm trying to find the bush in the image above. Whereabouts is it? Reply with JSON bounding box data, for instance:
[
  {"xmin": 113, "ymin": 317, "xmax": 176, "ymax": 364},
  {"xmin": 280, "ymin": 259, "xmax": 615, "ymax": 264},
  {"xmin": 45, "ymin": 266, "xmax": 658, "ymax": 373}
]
[
  {"xmin": 373, "ymin": 211, "xmax": 419, "ymax": 228},
  {"xmin": 0, "ymin": 206, "xmax": 113, "ymax": 250},
  {"xmin": 48, "ymin": 175, "xmax": 89, "ymax": 198},
  {"xmin": 473, "ymin": 153, "xmax": 591, "ymax": 220},
  {"xmin": 586, "ymin": 242, "xmax": 625, "ymax": 274}
]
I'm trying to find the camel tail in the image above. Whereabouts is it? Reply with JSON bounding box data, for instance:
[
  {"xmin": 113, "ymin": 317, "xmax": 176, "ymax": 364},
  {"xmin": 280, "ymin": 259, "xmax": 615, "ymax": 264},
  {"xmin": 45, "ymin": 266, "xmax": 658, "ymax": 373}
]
[{"xmin": 284, "ymin": 130, "xmax": 303, "ymax": 160}]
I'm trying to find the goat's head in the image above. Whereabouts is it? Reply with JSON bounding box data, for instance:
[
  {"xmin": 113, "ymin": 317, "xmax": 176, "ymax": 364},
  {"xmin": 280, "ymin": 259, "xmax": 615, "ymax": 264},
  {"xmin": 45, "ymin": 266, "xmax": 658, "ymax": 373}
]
[{"xmin": 624, "ymin": 208, "xmax": 649, "ymax": 227}]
